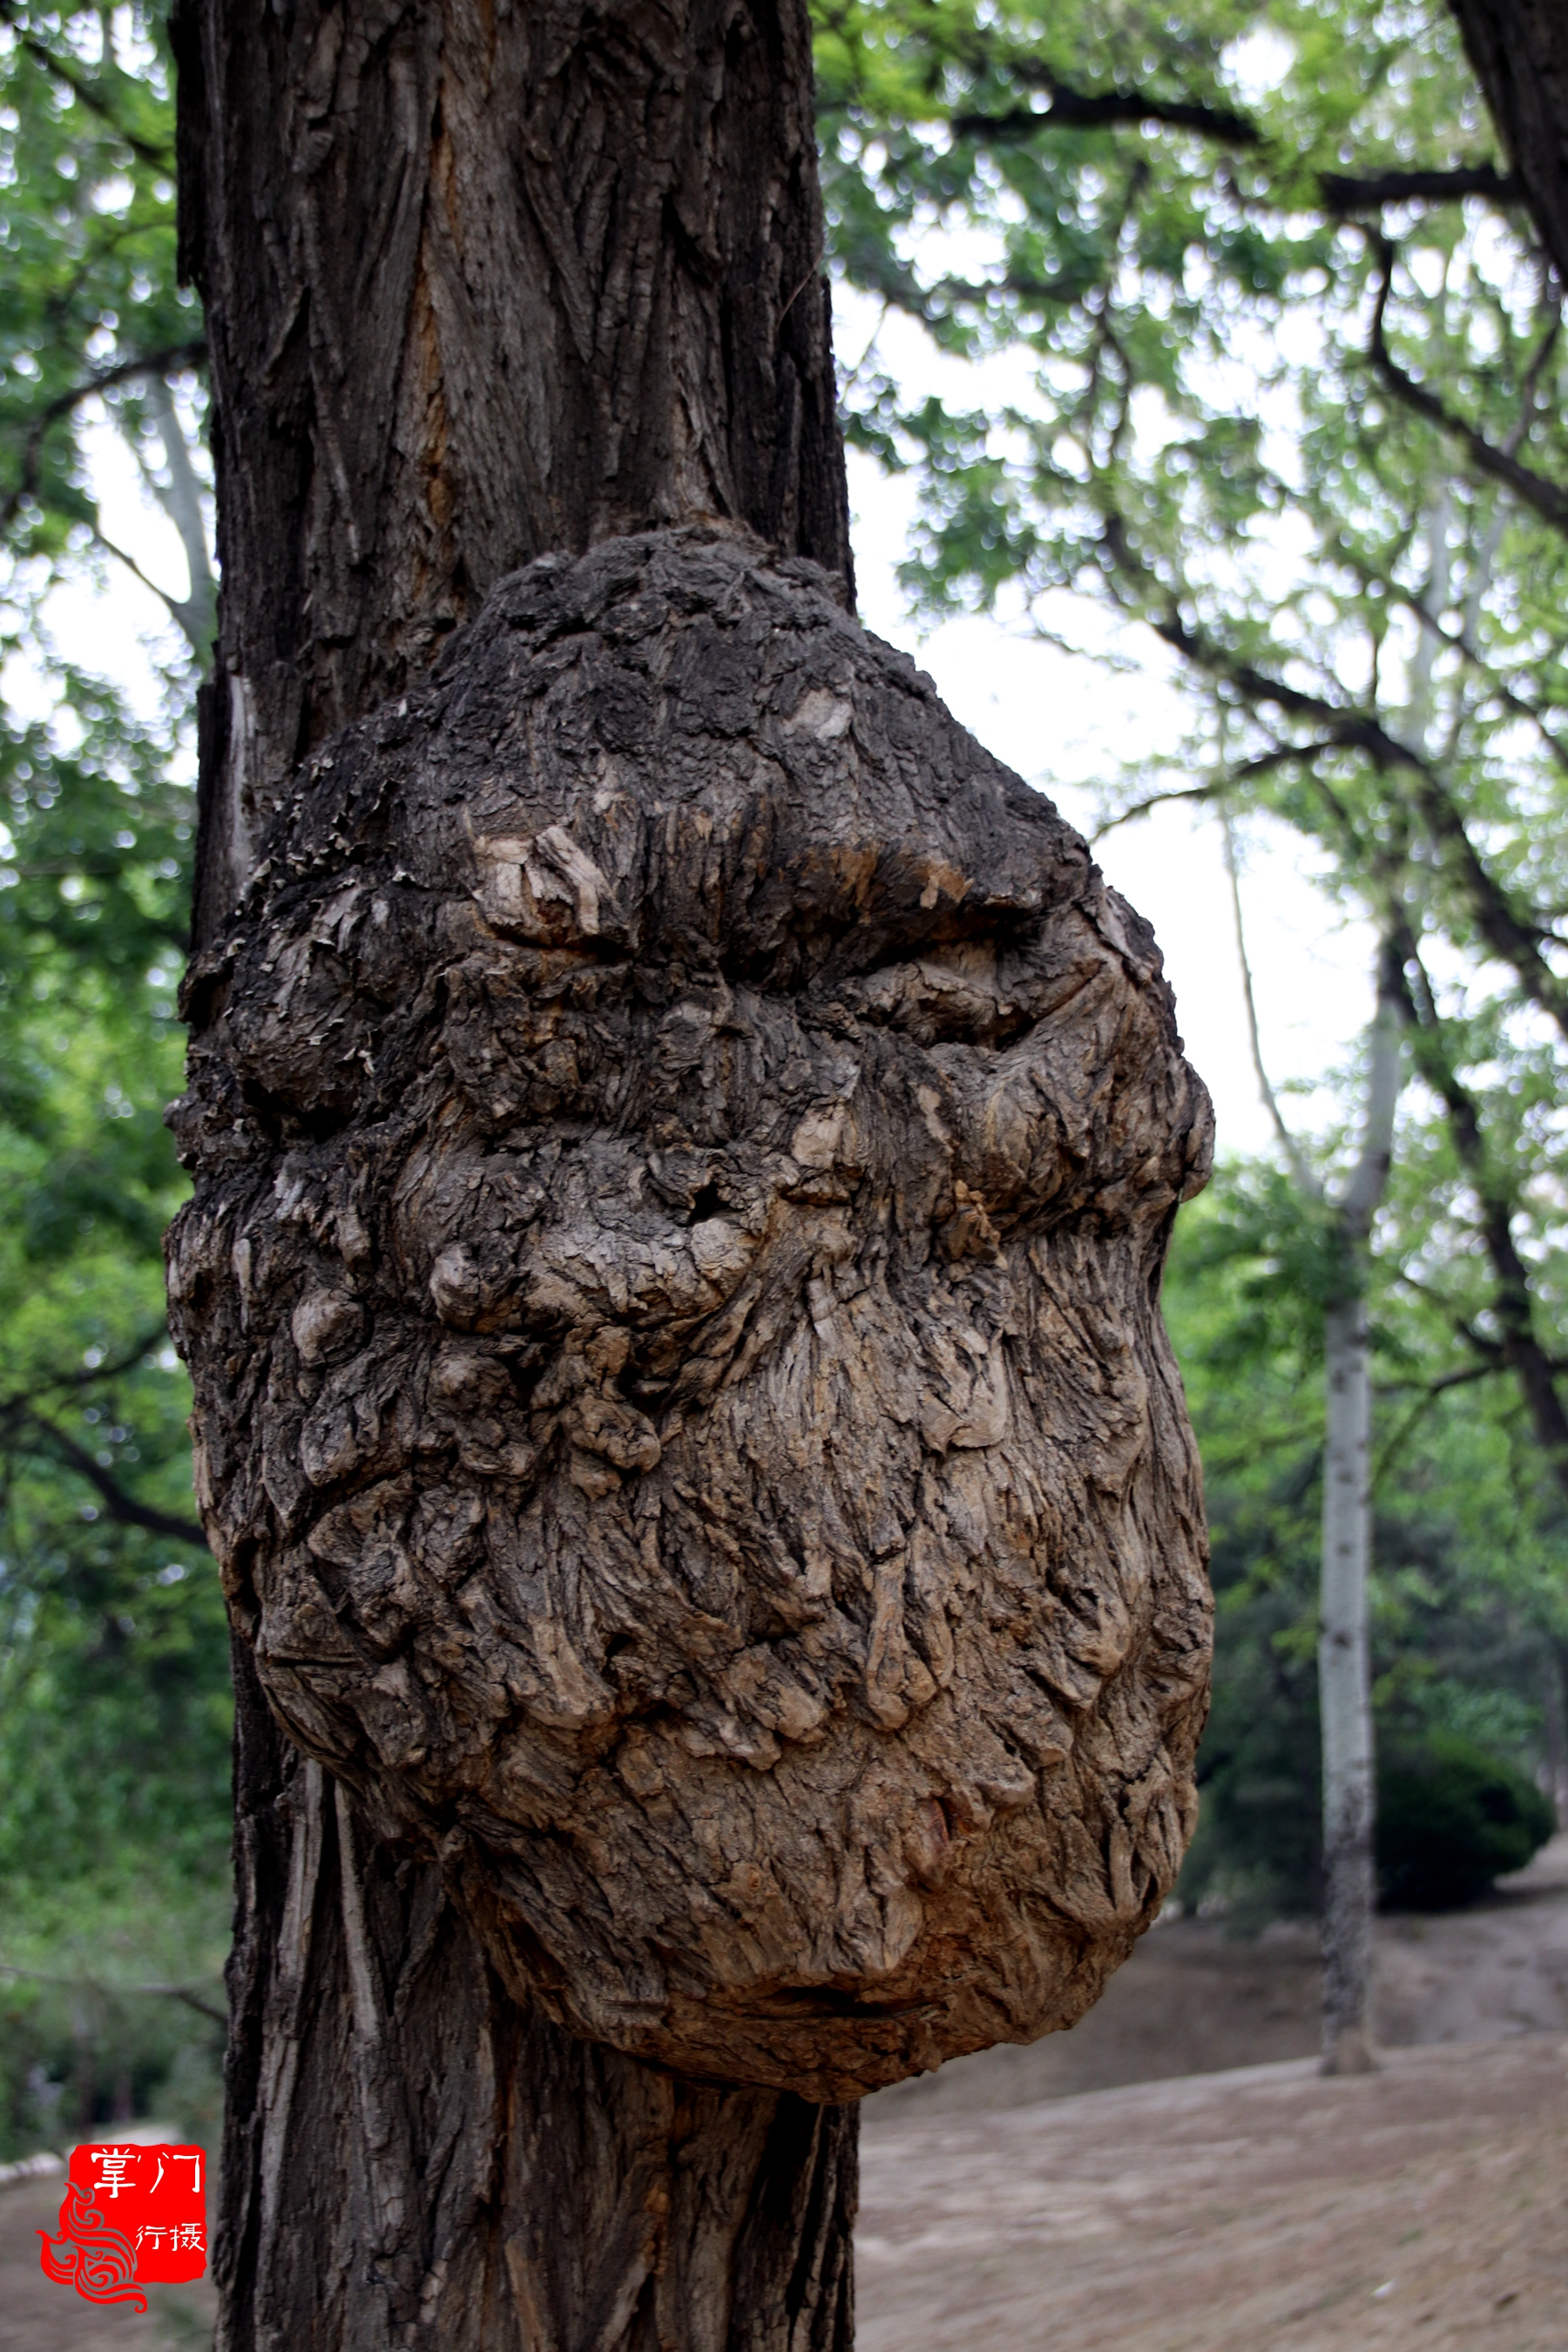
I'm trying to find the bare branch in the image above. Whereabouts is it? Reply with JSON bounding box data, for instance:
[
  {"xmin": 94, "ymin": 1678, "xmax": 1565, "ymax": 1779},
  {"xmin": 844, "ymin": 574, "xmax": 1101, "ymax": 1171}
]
[
  {"xmin": 1091, "ymin": 782, "xmax": 1216, "ymax": 841},
  {"xmin": 1098, "ymin": 513, "xmax": 1568, "ymax": 1045},
  {"xmin": 0, "ymin": 1961, "xmax": 224, "ymax": 2025},
  {"xmin": 1091, "ymin": 740, "xmax": 1342, "ymax": 844},
  {"xmin": 1220, "ymin": 806, "xmax": 1323, "ymax": 1200}
]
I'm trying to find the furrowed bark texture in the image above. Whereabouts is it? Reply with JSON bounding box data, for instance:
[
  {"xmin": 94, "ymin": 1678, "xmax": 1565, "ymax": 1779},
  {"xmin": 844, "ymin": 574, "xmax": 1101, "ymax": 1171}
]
[
  {"xmin": 169, "ymin": 526, "xmax": 1214, "ymax": 2104},
  {"xmin": 219, "ymin": 1632, "xmax": 856, "ymax": 2351},
  {"xmin": 1446, "ymin": 0, "xmax": 1568, "ymax": 286},
  {"xmin": 171, "ymin": 0, "xmax": 852, "ymax": 943}
]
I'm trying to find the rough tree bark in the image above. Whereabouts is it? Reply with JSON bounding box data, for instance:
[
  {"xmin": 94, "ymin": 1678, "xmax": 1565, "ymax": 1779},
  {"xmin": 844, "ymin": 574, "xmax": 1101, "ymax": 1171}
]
[
  {"xmin": 167, "ymin": 5, "xmax": 1213, "ymax": 2346},
  {"xmin": 1445, "ymin": 0, "xmax": 1568, "ymax": 286},
  {"xmin": 172, "ymin": 0, "xmax": 852, "ymax": 937}
]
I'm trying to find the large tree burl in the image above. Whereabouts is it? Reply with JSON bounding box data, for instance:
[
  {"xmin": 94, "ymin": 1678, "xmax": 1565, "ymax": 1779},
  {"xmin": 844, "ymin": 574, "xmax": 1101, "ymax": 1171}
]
[{"xmin": 168, "ymin": 529, "xmax": 1213, "ymax": 2100}]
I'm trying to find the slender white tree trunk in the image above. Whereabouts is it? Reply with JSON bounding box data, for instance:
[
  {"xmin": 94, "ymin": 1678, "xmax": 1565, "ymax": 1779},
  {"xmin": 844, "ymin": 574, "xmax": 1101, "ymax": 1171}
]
[
  {"xmin": 1317, "ymin": 963, "xmax": 1402, "ymax": 2072},
  {"xmin": 1320, "ymin": 1291, "xmax": 1377, "ymax": 2072},
  {"xmin": 1225, "ymin": 823, "xmax": 1402, "ymax": 2075}
]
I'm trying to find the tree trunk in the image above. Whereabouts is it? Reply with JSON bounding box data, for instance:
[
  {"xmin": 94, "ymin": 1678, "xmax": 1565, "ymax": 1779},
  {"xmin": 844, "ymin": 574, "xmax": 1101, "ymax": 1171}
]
[
  {"xmin": 169, "ymin": 5, "xmax": 1213, "ymax": 2345},
  {"xmin": 1316, "ymin": 950, "xmax": 1402, "ymax": 2076},
  {"xmin": 171, "ymin": 0, "xmax": 853, "ymax": 944},
  {"xmin": 219, "ymin": 1636, "xmax": 855, "ymax": 2352},
  {"xmin": 1319, "ymin": 1292, "xmax": 1377, "ymax": 2076},
  {"xmin": 1445, "ymin": 0, "xmax": 1568, "ymax": 287},
  {"xmin": 1227, "ymin": 842, "xmax": 1401, "ymax": 2075},
  {"xmin": 1542, "ymin": 1641, "xmax": 1568, "ymax": 1832}
]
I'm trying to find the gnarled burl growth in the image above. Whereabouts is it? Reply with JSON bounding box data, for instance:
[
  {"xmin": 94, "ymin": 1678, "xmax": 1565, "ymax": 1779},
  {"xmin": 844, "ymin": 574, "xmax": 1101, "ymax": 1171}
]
[{"xmin": 168, "ymin": 527, "xmax": 1213, "ymax": 2102}]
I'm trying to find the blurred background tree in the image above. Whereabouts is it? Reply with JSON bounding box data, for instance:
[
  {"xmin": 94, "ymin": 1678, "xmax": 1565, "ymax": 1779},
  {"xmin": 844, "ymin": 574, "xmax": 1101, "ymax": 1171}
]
[
  {"xmin": 0, "ymin": 2, "xmax": 221, "ymax": 2155},
  {"xmin": 2, "ymin": 0, "xmax": 1565, "ymax": 2150}
]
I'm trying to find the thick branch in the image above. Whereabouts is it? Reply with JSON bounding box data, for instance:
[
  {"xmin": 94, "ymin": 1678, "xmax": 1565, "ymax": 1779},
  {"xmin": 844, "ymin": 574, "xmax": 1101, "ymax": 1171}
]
[
  {"xmin": 940, "ymin": 64, "xmax": 1519, "ymax": 228},
  {"xmin": 1320, "ymin": 161, "xmax": 1522, "ymax": 213},
  {"xmin": 951, "ymin": 86, "xmax": 1257, "ymax": 146}
]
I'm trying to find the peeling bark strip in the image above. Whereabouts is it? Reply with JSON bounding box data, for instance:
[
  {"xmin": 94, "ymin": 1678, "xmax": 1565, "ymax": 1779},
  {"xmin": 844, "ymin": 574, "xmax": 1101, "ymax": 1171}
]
[
  {"xmin": 169, "ymin": 527, "xmax": 1214, "ymax": 2102},
  {"xmin": 171, "ymin": 0, "xmax": 853, "ymax": 943}
]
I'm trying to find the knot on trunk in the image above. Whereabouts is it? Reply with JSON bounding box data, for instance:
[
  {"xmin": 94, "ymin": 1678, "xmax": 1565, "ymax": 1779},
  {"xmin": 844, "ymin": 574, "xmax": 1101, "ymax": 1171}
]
[{"xmin": 168, "ymin": 526, "xmax": 1213, "ymax": 2099}]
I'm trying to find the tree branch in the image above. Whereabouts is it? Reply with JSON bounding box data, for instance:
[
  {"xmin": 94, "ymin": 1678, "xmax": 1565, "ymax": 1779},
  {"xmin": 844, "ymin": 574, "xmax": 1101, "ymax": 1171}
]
[
  {"xmin": 15, "ymin": 1327, "xmax": 172, "ymax": 1403},
  {"xmin": 1370, "ymin": 1356, "xmax": 1513, "ymax": 1486},
  {"xmin": 1092, "ymin": 740, "xmax": 1342, "ymax": 843},
  {"xmin": 0, "ymin": 0, "xmax": 174, "ymax": 168},
  {"xmin": 950, "ymin": 82, "xmax": 1258, "ymax": 147},
  {"xmin": 1220, "ymin": 805, "xmax": 1323, "ymax": 1200},
  {"xmin": 1091, "ymin": 781, "xmax": 1216, "ymax": 841},
  {"xmin": 1099, "ymin": 513, "xmax": 1568, "ymax": 1046},
  {"xmin": 0, "ymin": 1960, "xmax": 225, "ymax": 2025},
  {"xmin": 1321, "ymin": 162, "xmax": 1522, "ymax": 214},
  {"xmin": 1389, "ymin": 936, "xmax": 1568, "ymax": 1497},
  {"xmin": 22, "ymin": 1412, "xmax": 206, "ymax": 1547},
  {"xmin": 1367, "ymin": 240, "xmax": 1568, "ymax": 536},
  {"xmin": 940, "ymin": 61, "xmax": 1520, "ymax": 229},
  {"xmin": 0, "ymin": 341, "xmax": 209, "ymax": 539}
]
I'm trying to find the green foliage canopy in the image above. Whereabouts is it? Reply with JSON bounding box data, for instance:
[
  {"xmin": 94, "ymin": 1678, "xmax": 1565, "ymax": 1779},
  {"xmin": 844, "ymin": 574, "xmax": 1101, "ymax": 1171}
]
[{"xmin": 0, "ymin": 9, "xmax": 223, "ymax": 2143}]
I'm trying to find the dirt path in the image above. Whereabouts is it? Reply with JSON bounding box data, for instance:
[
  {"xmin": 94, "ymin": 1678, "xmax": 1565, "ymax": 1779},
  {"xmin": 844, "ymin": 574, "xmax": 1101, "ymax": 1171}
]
[
  {"xmin": 857, "ymin": 2039, "xmax": 1568, "ymax": 2351},
  {"xmin": 3, "ymin": 2131, "xmax": 215, "ymax": 2352},
  {"xmin": 855, "ymin": 1841, "xmax": 1568, "ymax": 2350}
]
